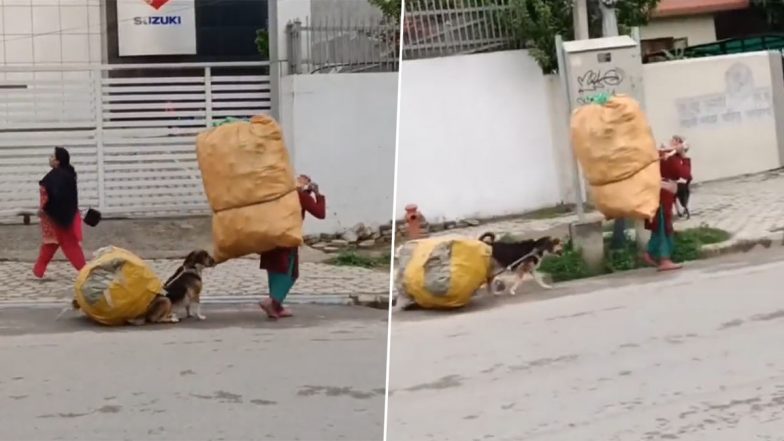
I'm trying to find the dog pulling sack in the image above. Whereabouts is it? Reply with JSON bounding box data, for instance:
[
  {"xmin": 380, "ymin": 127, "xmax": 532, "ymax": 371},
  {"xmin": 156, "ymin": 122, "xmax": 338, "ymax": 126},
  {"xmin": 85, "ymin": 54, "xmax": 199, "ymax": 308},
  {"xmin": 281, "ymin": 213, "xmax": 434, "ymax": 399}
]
[
  {"xmin": 196, "ymin": 115, "xmax": 303, "ymax": 263},
  {"xmin": 396, "ymin": 236, "xmax": 492, "ymax": 309},
  {"xmin": 73, "ymin": 246, "xmax": 163, "ymax": 326},
  {"xmin": 570, "ymin": 94, "xmax": 661, "ymax": 220}
]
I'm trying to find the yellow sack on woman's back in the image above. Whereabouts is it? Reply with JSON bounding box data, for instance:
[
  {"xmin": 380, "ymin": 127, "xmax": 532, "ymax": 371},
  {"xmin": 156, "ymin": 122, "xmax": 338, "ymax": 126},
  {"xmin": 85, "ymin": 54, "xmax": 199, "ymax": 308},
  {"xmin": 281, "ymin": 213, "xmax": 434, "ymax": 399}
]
[
  {"xmin": 396, "ymin": 236, "xmax": 492, "ymax": 309},
  {"xmin": 570, "ymin": 94, "xmax": 660, "ymax": 220},
  {"xmin": 73, "ymin": 246, "xmax": 162, "ymax": 326},
  {"xmin": 196, "ymin": 115, "xmax": 303, "ymax": 263}
]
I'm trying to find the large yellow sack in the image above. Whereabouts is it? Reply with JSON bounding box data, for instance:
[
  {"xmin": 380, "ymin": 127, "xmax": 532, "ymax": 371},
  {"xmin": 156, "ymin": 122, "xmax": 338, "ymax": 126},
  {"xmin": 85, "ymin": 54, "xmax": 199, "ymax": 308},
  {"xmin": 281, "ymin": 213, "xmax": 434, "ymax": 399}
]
[
  {"xmin": 196, "ymin": 115, "xmax": 303, "ymax": 263},
  {"xmin": 73, "ymin": 246, "xmax": 162, "ymax": 326},
  {"xmin": 589, "ymin": 160, "xmax": 661, "ymax": 220},
  {"xmin": 570, "ymin": 94, "xmax": 660, "ymax": 220},
  {"xmin": 396, "ymin": 236, "xmax": 492, "ymax": 309}
]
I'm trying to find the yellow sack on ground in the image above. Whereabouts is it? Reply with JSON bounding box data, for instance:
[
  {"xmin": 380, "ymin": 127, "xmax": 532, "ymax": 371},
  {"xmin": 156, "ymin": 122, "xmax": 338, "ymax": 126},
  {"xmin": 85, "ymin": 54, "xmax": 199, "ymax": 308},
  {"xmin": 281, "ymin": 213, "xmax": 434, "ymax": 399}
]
[
  {"xmin": 396, "ymin": 236, "xmax": 492, "ymax": 309},
  {"xmin": 73, "ymin": 246, "xmax": 162, "ymax": 326},
  {"xmin": 196, "ymin": 114, "xmax": 303, "ymax": 263},
  {"xmin": 570, "ymin": 94, "xmax": 660, "ymax": 220}
]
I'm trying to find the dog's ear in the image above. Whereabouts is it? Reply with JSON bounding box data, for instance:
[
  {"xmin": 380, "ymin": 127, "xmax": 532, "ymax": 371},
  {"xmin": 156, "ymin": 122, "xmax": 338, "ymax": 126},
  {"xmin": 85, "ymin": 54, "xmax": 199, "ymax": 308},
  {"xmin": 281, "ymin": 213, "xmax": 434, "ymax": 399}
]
[{"xmin": 183, "ymin": 250, "xmax": 199, "ymax": 266}]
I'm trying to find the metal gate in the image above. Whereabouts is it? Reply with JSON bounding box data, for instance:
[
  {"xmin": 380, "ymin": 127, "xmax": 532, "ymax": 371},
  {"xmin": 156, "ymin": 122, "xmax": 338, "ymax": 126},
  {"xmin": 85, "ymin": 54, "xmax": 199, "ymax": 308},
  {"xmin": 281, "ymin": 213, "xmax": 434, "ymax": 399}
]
[{"xmin": 0, "ymin": 61, "xmax": 273, "ymax": 220}]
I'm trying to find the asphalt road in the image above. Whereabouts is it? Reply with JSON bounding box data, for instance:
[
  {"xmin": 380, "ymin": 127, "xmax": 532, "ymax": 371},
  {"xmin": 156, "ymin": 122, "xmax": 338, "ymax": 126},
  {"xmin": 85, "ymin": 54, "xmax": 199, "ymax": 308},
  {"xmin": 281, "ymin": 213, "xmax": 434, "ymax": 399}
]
[
  {"xmin": 0, "ymin": 304, "xmax": 388, "ymax": 441},
  {"xmin": 387, "ymin": 249, "xmax": 784, "ymax": 440}
]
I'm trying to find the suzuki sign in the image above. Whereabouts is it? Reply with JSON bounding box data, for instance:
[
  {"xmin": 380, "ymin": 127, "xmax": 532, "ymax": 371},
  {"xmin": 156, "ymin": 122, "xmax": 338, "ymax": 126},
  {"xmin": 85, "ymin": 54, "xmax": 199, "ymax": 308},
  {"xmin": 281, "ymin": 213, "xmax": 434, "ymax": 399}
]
[{"xmin": 117, "ymin": 0, "xmax": 197, "ymax": 56}]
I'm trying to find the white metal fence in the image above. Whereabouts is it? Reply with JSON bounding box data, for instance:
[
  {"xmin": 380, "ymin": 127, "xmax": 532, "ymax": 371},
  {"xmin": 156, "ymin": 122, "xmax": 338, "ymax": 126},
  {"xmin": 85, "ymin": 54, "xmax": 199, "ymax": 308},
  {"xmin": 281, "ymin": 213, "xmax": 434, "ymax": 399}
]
[
  {"xmin": 0, "ymin": 62, "xmax": 272, "ymax": 220},
  {"xmin": 286, "ymin": 17, "xmax": 400, "ymax": 74},
  {"xmin": 403, "ymin": 0, "xmax": 517, "ymax": 60}
]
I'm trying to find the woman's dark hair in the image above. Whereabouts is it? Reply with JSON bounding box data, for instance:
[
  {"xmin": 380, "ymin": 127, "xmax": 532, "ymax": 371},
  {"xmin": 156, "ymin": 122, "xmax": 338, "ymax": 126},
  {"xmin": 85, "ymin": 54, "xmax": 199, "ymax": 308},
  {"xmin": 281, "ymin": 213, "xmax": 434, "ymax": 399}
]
[{"xmin": 54, "ymin": 146, "xmax": 77, "ymax": 179}]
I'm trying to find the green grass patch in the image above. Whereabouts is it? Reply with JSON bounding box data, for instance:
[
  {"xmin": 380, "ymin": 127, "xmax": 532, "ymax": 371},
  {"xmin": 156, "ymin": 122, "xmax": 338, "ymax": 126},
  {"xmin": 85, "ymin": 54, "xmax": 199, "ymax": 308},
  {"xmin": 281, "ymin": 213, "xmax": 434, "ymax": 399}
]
[
  {"xmin": 539, "ymin": 225, "xmax": 731, "ymax": 281},
  {"xmin": 325, "ymin": 251, "xmax": 391, "ymax": 269},
  {"xmin": 604, "ymin": 234, "xmax": 641, "ymax": 273},
  {"xmin": 539, "ymin": 240, "xmax": 595, "ymax": 282},
  {"xmin": 672, "ymin": 225, "xmax": 731, "ymax": 263}
]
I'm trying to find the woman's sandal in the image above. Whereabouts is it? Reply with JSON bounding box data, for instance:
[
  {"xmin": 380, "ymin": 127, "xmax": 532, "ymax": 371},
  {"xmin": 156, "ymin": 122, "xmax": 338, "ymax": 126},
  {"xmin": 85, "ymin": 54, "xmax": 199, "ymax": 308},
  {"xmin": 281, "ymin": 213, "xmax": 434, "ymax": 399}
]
[
  {"xmin": 259, "ymin": 298, "xmax": 280, "ymax": 320},
  {"xmin": 657, "ymin": 260, "xmax": 682, "ymax": 272},
  {"xmin": 641, "ymin": 253, "xmax": 658, "ymax": 268}
]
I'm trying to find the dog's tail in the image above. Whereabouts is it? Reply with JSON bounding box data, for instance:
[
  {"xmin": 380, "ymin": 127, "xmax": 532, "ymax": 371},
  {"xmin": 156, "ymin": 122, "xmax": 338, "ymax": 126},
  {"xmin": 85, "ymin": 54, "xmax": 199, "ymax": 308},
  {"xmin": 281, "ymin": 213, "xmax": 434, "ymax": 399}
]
[{"xmin": 478, "ymin": 232, "xmax": 496, "ymax": 244}]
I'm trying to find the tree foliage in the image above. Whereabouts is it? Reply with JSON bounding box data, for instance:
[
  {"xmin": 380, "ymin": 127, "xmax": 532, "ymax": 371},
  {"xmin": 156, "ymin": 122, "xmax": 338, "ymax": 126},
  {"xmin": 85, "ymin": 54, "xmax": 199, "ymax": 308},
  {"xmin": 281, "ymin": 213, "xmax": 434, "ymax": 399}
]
[
  {"xmin": 751, "ymin": 0, "xmax": 784, "ymax": 27},
  {"xmin": 255, "ymin": 29, "xmax": 269, "ymax": 59},
  {"xmin": 368, "ymin": 0, "xmax": 662, "ymax": 73},
  {"xmin": 508, "ymin": 0, "xmax": 661, "ymax": 74},
  {"xmin": 367, "ymin": 0, "xmax": 403, "ymax": 21}
]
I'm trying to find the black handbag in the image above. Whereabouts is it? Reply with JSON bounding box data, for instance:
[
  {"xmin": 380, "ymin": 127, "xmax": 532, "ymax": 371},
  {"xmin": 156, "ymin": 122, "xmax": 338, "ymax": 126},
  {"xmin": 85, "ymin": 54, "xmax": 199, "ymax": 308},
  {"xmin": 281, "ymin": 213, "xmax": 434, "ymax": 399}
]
[{"xmin": 83, "ymin": 208, "xmax": 102, "ymax": 227}]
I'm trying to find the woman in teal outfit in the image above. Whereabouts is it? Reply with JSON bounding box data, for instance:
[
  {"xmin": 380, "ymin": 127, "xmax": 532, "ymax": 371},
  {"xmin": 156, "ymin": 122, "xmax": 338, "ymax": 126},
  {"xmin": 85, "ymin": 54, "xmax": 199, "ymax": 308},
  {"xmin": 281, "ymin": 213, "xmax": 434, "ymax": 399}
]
[
  {"xmin": 259, "ymin": 175, "xmax": 326, "ymax": 319},
  {"xmin": 643, "ymin": 137, "xmax": 691, "ymax": 271}
]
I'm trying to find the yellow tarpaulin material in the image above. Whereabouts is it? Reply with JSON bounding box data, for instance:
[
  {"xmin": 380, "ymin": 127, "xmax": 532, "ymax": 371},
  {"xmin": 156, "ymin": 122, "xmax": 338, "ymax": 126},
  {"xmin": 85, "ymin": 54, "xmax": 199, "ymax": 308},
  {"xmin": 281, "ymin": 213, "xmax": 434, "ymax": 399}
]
[
  {"xmin": 73, "ymin": 247, "xmax": 162, "ymax": 326},
  {"xmin": 196, "ymin": 114, "xmax": 303, "ymax": 263},
  {"xmin": 397, "ymin": 236, "xmax": 492, "ymax": 309},
  {"xmin": 570, "ymin": 94, "xmax": 661, "ymax": 220}
]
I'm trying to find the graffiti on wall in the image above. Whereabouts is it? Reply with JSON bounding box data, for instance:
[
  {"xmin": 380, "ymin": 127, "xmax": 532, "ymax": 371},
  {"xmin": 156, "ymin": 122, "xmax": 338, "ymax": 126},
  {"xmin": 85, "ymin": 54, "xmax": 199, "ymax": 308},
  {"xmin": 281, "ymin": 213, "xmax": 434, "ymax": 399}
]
[
  {"xmin": 574, "ymin": 67, "xmax": 626, "ymax": 106},
  {"xmin": 676, "ymin": 62, "xmax": 773, "ymax": 129}
]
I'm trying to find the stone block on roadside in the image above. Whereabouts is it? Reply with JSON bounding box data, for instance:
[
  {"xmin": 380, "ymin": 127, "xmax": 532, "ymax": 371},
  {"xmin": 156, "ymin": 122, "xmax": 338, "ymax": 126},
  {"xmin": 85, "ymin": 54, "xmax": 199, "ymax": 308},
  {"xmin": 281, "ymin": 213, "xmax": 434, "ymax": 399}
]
[
  {"xmin": 341, "ymin": 229, "xmax": 359, "ymax": 243},
  {"xmin": 303, "ymin": 234, "xmax": 320, "ymax": 245},
  {"xmin": 311, "ymin": 242, "xmax": 328, "ymax": 250},
  {"xmin": 429, "ymin": 222, "xmax": 445, "ymax": 232},
  {"xmin": 330, "ymin": 239, "xmax": 350, "ymax": 247},
  {"xmin": 358, "ymin": 239, "xmax": 376, "ymax": 249}
]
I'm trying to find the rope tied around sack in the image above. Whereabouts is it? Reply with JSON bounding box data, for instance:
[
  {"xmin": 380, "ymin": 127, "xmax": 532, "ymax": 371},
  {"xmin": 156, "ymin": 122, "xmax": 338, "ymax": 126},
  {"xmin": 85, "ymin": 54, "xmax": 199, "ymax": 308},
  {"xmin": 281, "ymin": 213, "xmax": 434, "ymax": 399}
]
[
  {"xmin": 588, "ymin": 91, "xmax": 613, "ymax": 105},
  {"xmin": 211, "ymin": 117, "xmax": 248, "ymax": 127}
]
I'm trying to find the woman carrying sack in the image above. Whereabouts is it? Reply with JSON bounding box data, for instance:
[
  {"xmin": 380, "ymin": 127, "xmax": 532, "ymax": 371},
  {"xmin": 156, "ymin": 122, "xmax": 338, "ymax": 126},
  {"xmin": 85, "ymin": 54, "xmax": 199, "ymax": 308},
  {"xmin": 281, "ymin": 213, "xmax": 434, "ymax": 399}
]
[
  {"xmin": 643, "ymin": 138, "xmax": 692, "ymax": 272},
  {"xmin": 258, "ymin": 174, "xmax": 326, "ymax": 319},
  {"xmin": 33, "ymin": 147, "xmax": 87, "ymax": 278}
]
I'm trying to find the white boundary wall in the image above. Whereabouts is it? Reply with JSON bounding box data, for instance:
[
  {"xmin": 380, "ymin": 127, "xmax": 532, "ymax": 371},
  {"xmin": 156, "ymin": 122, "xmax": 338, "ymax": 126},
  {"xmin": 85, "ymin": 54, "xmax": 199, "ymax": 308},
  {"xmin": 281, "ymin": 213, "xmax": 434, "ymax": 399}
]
[
  {"xmin": 397, "ymin": 49, "xmax": 784, "ymax": 221},
  {"xmin": 279, "ymin": 72, "xmax": 398, "ymax": 235}
]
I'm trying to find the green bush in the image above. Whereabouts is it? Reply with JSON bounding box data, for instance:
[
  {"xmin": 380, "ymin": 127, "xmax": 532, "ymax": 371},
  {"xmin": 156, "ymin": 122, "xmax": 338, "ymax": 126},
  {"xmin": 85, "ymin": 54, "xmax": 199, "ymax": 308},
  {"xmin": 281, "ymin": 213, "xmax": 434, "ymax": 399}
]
[
  {"xmin": 672, "ymin": 225, "xmax": 731, "ymax": 263},
  {"xmin": 326, "ymin": 251, "xmax": 391, "ymax": 269},
  {"xmin": 539, "ymin": 225, "xmax": 731, "ymax": 280},
  {"xmin": 604, "ymin": 234, "xmax": 641, "ymax": 273},
  {"xmin": 539, "ymin": 240, "xmax": 594, "ymax": 282}
]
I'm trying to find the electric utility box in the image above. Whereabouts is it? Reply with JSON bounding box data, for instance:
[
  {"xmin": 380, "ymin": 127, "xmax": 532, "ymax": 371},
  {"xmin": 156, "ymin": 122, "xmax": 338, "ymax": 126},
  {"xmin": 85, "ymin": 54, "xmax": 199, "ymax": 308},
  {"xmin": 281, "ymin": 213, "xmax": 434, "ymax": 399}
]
[{"xmin": 561, "ymin": 35, "xmax": 644, "ymax": 110}]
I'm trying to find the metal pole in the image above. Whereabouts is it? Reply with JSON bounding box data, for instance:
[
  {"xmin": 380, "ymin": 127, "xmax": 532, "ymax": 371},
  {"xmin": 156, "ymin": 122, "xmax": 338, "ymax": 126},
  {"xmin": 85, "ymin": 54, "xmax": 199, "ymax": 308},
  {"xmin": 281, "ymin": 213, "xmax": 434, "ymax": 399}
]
[
  {"xmin": 599, "ymin": 1, "xmax": 626, "ymax": 249},
  {"xmin": 600, "ymin": 0, "xmax": 620, "ymax": 37},
  {"xmin": 573, "ymin": 0, "xmax": 590, "ymax": 40},
  {"xmin": 555, "ymin": 34, "xmax": 585, "ymax": 221},
  {"xmin": 268, "ymin": 0, "xmax": 280, "ymax": 120}
]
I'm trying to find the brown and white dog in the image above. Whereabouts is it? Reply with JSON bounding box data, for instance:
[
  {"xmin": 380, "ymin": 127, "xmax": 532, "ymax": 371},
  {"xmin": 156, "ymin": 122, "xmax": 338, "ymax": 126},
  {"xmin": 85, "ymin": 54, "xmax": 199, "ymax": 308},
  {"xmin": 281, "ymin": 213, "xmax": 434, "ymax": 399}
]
[
  {"xmin": 479, "ymin": 232, "xmax": 564, "ymax": 295},
  {"xmin": 160, "ymin": 249, "xmax": 216, "ymax": 321},
  {"xmin": 127, "ymin": 249, "xmax": 216, "ymax": 325}
]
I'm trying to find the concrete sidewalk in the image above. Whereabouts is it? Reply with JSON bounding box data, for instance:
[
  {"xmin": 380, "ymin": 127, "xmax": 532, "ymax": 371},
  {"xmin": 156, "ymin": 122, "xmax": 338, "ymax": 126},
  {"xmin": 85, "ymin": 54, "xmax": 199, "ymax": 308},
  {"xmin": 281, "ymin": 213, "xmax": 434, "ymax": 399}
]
[
  {"xmin": 432, "ymin": 168, "xmax": 784, "ymax": 251},
  {"xmin": 0, "ymin": 217, "xmax": 392, "ymax": 307},
  {"xmin": 2, "ymin": 169, "xmax": 782, "ymax": 306}
]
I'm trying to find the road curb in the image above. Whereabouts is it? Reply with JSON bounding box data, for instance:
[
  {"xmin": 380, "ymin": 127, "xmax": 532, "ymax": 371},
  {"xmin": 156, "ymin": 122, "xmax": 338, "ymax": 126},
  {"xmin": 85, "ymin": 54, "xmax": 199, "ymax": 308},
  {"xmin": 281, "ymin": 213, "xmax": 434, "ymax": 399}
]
[
  {"xmin": 0, "ymin": 293, "xmax": 391, "ymax": 310},
  {"xmin": 700, "ymin": 232, "xmax": 784, "ymax": 260}
]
